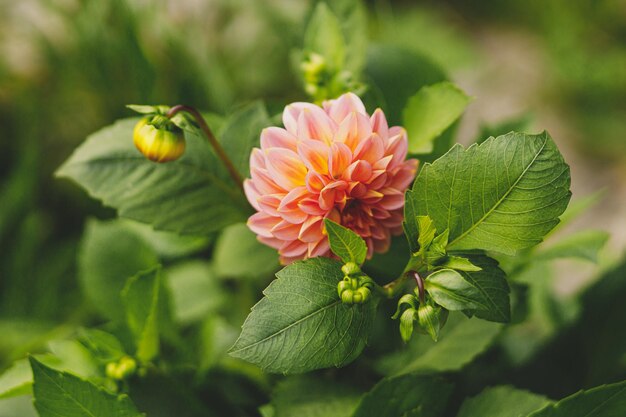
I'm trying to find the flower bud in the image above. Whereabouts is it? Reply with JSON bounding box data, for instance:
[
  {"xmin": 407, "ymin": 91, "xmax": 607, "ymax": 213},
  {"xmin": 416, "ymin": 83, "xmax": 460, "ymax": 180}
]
[
  {"xmin": 337, "ymin": 275, "xmax": 372, "ymax": 305},
  {"xmin": 417, "ymin": 302, "xmax": 444, "ymax": 342},
  {"xmin": 133, "ymin": 116, "xmax": 185, "ymax": 163},
  {"xmin": 341, "ymin": 288, "xmax": 355, "ymax": 304},
  {"xmin": 341, "ymin": 262, "xmax": 361, "ymax": 277},
  {"xmin": 105, "ymin": 356, "xmax": 137, "ymax": 380},
  {"xmin": 399, "ymin": 308, "xmax": 417, "ymax": 343}
]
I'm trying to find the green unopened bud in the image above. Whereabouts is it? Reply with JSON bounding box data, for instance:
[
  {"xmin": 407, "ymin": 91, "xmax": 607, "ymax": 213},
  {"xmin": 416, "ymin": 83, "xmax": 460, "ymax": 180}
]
[
  {"xmin": 341, "ymin": 288, "xmax": 355, "ymax": 304},
  {"xmin": 391, "ymin": 293, "xmax": 418, "ymax": 320},
  {"xmin": 337, "ymin": 275, "xmax": 372, "ymax": 305},
  {"xmin": 399, "ymin": 308, "xmax": 417, "ymax": 343},
  {"xmin": 417, "ymin": 303, "xmax": 442, "ymax": 342},
  {"xmin": 105, "ymin": 356, "xmax": 137, "ymax": 380},
  {"xmin": 341, "ymin": 262, "xmax": 361, "ymax": 277},
  {"xmin": 300, "ymin": 52, "xmax": 326, "ymax": 82},
  {"xmin": 133, "ymin": 116, "xmax": 185, "ymax": 163}
]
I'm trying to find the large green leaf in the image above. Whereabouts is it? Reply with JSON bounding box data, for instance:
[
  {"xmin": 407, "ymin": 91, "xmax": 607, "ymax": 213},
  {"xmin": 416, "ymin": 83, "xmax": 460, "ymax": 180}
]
[
  {"xmin": 79, "ymin": 219, "xmax": 159, "ymax": 322},
  {"xmin": 121, "ymin": 267, "xmax": 172, "ymax": 362},
  {"xmin": 56, "ymin": 118, "xmax": 250, "ymax": 235},
  {"xmin": 325, "ymin": 219, "xmax": 367, "ymax": 265},
  {"xmin": 404, "ymin": 132, "xmax": 571, "ymax": 255},
  {"xmin": 213, "ymin": 223, "xmax": 279, "ymax": 280},
  {"xmin": 534, "ymin": 230, "xmax": 609, "ymax": 263},
  {"xmin": 30, "ymin": 357, "xmax": 142, "ymax": 417},
  {"xmin": 352, "ymin": 374, "xmax": 452, "ymax": 417},
  {"xmin": 229, "ymin": 257, "xmax": 378, "ymax": 374},
  {"xmin": 270, "ymin": 376, "xmax": 360, "ymax": 417},
  {"xmin": 456, "ymin": 385, "xmax": 551, "ymax": 417},
  {"xmin": 403, "ymin": 82, "xmax": 470, "ymax": 154},
  {"xmin": 528, "ymin": 380, "xmax": 626, "ymax": 417},
  {"xmin": 377, "ymin": 313, "xmax": 502, "ymax": 375}
]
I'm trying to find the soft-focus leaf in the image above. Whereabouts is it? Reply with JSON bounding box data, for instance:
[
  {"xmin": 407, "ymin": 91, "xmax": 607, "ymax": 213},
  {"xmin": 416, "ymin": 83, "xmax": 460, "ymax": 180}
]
[
  {"xmin": 528, "ymin": 380, "xmax": 626, "ymax": 416},
  {"xmin": 534, "ymin": 230, "xmax": 609, "ymax": 263},
  {"xmin": 404, "ymin": 132, "xmax": 571, "ymax": 255},
  {"xmin": 56, "ymin": 118, "xmax": 249, "ymax": 235},
  {"xmin": 122, "ymin": 266, "xmax": 172, "ymax": 362},
  {"xmin": 220, "ymin": 101, "xmax": 271, "ymax": 178},
  {"xmin": 352, "ymin": 374, "xmax": 452, "ymax": 417},
  {"xmin": 78, "ymin": 329, "xmax": 126, "ymax": 364},
  {"xmin": 166, "ymin": 261, "xmax": 224, "ymax": 324},
  {"xmin": 377, "ymin": 313, "xmax": 502, "ymax": 375},
  {"xmin": 364, "ymin": 45, "xmax": 447, "ymax": 126},
  {"xmin": 123, "ymin": 220, "xmax": 210, "ymax": 259},
  {"xmin": 0, "ymin": 360, "xmax": 32, "ymax": 399},
  {"xmin": 213, "ymin": 223, "xmax": 279, "ymax": 280},
  {"xmin": 304, "ymin": 3, "xmax": 346, "ymax": 70},
  {"xmin": 79, "ymin": 219, "xmax": 159, "ymax": 322},
  {"xmin": 403, "ymin": 82, "xmax": 470, "ymax": 154},
  {"xmin": 325, "ymin": 219, "xmax": 367, "ymax": 265},
  {"xmin": 271, "ymin": 376, "xmax": 360, "ymax": 417},
  {"xmin": 30, "ymin": 357, "xmax": 142, "ymax": 417},
  {"xmin": 229, "ymin": 257, "xmax": 378, "ymax": 374},
  {"xmin": 457, "ymin": 385, "xmax": 551, "ymax": 417}
]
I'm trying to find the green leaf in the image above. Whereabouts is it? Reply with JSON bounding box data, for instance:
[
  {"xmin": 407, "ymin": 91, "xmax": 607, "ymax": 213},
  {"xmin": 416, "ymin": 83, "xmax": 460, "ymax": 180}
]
[
  {"xmin": 56, "ymin": 118, "xmax": 249, "ymax": 235},
  {"xmin": 425, "ymin": 269, "xmax": 487, "ymax": 311},
  {"xmin": 123, "ymin": 220, "xmax": 210, "ymax": 259},
  {"xmin": 304, "ymin": 3, "xmax": 346, "ymax": 70},
  {"xmin": 29, "ymin": 357, "xmax": 142, "ymax": 417},
  {"xmin": 78, "ymin": 329, "xmax": 126, "ymax": 364},
  {"xmin": 229, "ymin": 257, "xmax": 378, "ymax": 374},
  {"xmin": 0, "ymin": 360, "xmax": 32, "ymax": 399},
  {"xmin": 427, "ymin": 263, "xmax": 509, "ymax": 322},
  {"xmin": 79, "ymin": 219, "xmax": 159, "ymax": 322},
  {"xmin": 121, "ymin": 266, "xmax": 172, "ymax": 362},
  {"xmin": 404, "ymin": 132, "xmax": 571, "ymax": 255},
  {"xmin": 364, "ymin": 45, "xmax": 447, "ymax": 126},
  {"xmin": 377, "ymin": 313, "xmax": 502, "ymax": 375},
  {"xmin": 416, "ymin": 215, "xmax": 437, "ymax": 251},
  {"xmin": 166, "ymin": 260, "xmax": 224, "ymax": 325},
  {"xmin": 324, "ymin": 219, "xmax": 368, "ymax": 265},
  {"xmin": 352, "ymin": 374, "xmax": 453, "ymax": 417},
  {"xmin": 441, "ymin": 256, "xmax": 482, "ymax": 272},
  {"xmin": 456, "ymin": 256, "xmax": 511, "ymax": 322},
  {"xmin": 403, "ymin": 82, "xmax": 471, "ymax": 154},
  {"xmin": 213, "ymin": 223, "xmax": 279, "ymax": 280},
  {"xmin": 456, "ymin": 385, "xmax": 551, "ymax": 417},
  {"xmin": 528, "ymin": 380, "xmax": 626, "ymax": 417},
  {"xmin": 220, "ymin": 101, "xmax": 271, "ymax": 178},
  {"xmin": 271, "ymin": 376, "xmax": 360, "ymax": 417},
  {"xmin": 535, "ymin": 230, "xmax": 609, "ymax": 263}
]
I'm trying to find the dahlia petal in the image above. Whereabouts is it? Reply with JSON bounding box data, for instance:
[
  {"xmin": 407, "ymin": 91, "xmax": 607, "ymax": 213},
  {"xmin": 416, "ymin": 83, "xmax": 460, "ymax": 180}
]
[
  {"xmin": 348, "ymin": 182, "xmax": 367, "ymax": 198},
  {"xmin": 260, "ymin": 127, "xmax": 298, "ymax": 151},
  {"xmin": 343, "ymin": 160, "xmax": 372, "ymax": 182},
  {"xmin": 386, "ymin": 129, "xmax": 408, "ymax": 170},
  {"xmin": 379, "ymin": 188, "xmax": 405, "ymax": 210},
  {"xmin": 248, "ymin": 212, "xmax": 281, "ymax": 238},
  {"xmin": 299, "ymin": 216, "xmax": 324, "ymax": 243},
  {"xmin": 373, "ymin": 155, "xmax": 394, "ymax": 171},
  {"xmin": 368, "ymin": 171, "xmax": 388, "ymax": 190},
  {"xmin": 329, "ymin": 142, "xmax": 353, "ymax": 178},
  {"xmin": 305, "ymin": 171, "xmax": 327, "ymax": 193},
  {"xmin": 251, "ymin": 167, "xmax": 284, "ymax": 194},
  {"xmin": 389, "ymin": 160, "xmax": 418, "ymax": 190},
  {"xmin": 298, "ymin": 197, "xmax": 326, "ymax": 216},
  {"xmin": 308, "ymin": 238, "xmax": 330, "ymax": 258},
  {"xmin": 258, "ymin": 236, "xmax": 283, "ymax": 250},
  {"xmin": 257, "ymin": 193, "xmax": 283, "ymax": 216},
  {"xmin": 283, "ymin": 102, "xmax": 321, "ymax": 135},
  {"xmin": 271, "ymin": 220, "xmax": 302, "ymax": 241},
  {"xmin": 334, "ymin": 112, "xmax": 372, "ymax": 150},
  {"xmin": 354, "ymin": 133, "xmax": 385, "ymax": 164},
  {"xmin": 244, "ymin": 179, "xmax": 261, "ymax": 211},
  {"xmin": 280, "ymin": 239, "xmax": 308, "ymax": 257},
  {"xmin": 297, "ymin": 107, "xmax": 335, "ymax": 143},
  {"xmin": 370, "ymin": 108, "xmax": 389, "ymax": 138},
  {"xmin": 298, "ymin": 139, "xmax": 330, "ymax": 174},
  {"xmin": 373, "ymin": 232, "xmax": 392, "ymax": 253},
  {"xmin": 278, "ymin": 187, "xmax": 309, "ymax": 223},
  {"xmin": 324, "ymin": 92, "xmax": 367, "ymax": 123},
  {"xmin": 266, "ymin": 148, "xmax": 307, "ymax": 190}
]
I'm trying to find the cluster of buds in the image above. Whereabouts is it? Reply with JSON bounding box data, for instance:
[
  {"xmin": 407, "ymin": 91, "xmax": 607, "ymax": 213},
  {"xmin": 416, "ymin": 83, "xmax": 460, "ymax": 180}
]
[
  {"xmin": 105, "ymin": 356, "xmax": 137, "ymax": 381},
  {"xmin": 299, "ymin": 52, "xmax": 364, "ymax": 103},
  {"xmin": 392, "ymin": 271, "xmax": 448, "ymax": 342},
  {"xmin": 337, "ymin": 262, "xmax": 374, "ymax": 305}
]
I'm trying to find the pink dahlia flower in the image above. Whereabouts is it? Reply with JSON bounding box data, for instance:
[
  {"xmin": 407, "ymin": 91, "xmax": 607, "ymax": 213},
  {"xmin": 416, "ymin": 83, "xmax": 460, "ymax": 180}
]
[{"xmin": 244, "ymin": 93, "xmax": 418, "ymax": 264}]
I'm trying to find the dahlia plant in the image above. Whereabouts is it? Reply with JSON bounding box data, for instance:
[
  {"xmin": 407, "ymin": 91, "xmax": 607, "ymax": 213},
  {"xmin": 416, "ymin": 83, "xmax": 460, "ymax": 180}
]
[{"xmin": 4, "ymin": 2, "xmax": 622, "ymax": 417}]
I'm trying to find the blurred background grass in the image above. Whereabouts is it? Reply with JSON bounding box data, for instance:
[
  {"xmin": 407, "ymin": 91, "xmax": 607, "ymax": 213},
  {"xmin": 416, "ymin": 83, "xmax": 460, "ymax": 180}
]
[{"xmin": 0, "ymin": 0, "xmax": 624, "ymax": 369}]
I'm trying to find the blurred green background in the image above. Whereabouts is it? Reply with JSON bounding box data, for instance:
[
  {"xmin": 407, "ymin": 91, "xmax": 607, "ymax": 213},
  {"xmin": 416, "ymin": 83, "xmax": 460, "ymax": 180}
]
[{"xmin": 0, "ymin": 0, "xmax": 625, "ymax": 409}]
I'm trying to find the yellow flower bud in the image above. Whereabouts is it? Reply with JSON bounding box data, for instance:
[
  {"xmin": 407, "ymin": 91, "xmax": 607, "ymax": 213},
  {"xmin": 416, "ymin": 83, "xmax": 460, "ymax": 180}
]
[{"xmin": 133, "ymin": 117, "xmax": 185, "ymax": 163}]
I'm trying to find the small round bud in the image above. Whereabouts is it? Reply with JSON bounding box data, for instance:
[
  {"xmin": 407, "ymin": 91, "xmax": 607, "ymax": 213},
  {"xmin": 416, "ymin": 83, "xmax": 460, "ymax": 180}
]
[
  {"xmin": 337, "ymin": 279, "xmax": 351, "ymax": 297},
  {"xmin": 341, "ymin": 262, "xmax": 361, "ymax": 277},
  {"xmin": 341, "ymin": 289, "xmax": 355, "ymax": 304},
  {"xmin": 133, "ymin": 117, "xmax": 185, "ymax": 163},
  {"xmin": 116, "ymin": 356, "xmax": 137, "ymax": 379},
  {"xmin": 356, "ymin": 286, "xmax": 371, "ymax": 303},
  {"xmin": 105, "ymin": 362, "xmax": 118, "ymax": 380}
]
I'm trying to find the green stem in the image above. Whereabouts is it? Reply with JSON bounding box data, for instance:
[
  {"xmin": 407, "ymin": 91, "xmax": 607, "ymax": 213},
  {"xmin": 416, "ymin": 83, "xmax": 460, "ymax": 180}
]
[
  {"xmin": 167, "ymin": 105, "xmax": 244, "ymax": 193},
  {"xmin": 381, "ymin": 256, "xmax": 425, "ymax": 298}
]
